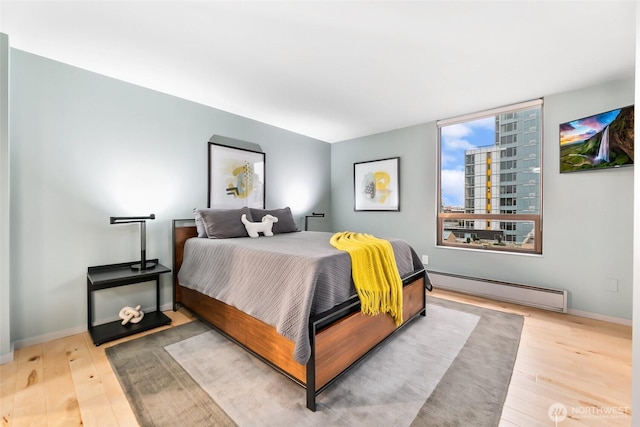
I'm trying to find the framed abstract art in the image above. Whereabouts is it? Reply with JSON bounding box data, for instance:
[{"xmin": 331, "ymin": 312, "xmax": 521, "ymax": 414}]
[
  {"xmin": 354, "ymin": 157, "xmax": 400, "ymax": 211},
  {"xmin": 208, "ymin": 143, "xmax": 265, "ymax": 208}
]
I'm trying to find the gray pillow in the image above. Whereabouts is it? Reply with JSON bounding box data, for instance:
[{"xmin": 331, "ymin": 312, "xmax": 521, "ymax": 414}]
[
  {"xmin": 195, "ymin": 207, "xmax": 254, "ymax": 238},
  {"xmin": 249, "ymin": 207, "xmax": 300, "ymax": 234}
]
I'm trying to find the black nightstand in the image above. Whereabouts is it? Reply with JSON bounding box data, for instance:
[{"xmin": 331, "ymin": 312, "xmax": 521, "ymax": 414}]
[{"xmin": 87, "ymin": 259, "xmax": 172, "ymax": 345}]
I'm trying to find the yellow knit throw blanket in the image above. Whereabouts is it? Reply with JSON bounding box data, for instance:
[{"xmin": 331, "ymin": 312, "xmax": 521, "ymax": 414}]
[{"xmin": 330, "ymin": 231, "xmax": 403, "ymax": 326}]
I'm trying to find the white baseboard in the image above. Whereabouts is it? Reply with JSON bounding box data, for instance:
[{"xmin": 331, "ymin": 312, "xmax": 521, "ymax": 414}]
[
  {"xmin": 11, "ymin": 302, "xmax": 175, "ymax": 352},
  {"xmin": 567, "ymin": 308, "xmax": 631, "ymax": 326},
  {"xmin": 13, "ymin": 325, "xmax": 87, "ymax": 351},
  {"xmin": 1, "ymin": 345, "xmax": 14, "ymax": 364}
]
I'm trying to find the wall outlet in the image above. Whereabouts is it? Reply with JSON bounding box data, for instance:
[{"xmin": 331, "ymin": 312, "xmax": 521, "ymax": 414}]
[
  {"xmin": 422, "ymin": 255, "xmax": 429, "ymax": 265},
  {"xmin": 605, "ymin": 278, "xmax": 618, "ymax": 292}
]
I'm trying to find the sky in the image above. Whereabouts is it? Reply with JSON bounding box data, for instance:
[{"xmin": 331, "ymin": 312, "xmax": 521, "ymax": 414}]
[
  {"xmin": 559, "ymin": 108, "xmax": 621, "ymax": 146},
  {"xmin": 440, "ymin": 116, "xmax": 495, "ymax": 208}
]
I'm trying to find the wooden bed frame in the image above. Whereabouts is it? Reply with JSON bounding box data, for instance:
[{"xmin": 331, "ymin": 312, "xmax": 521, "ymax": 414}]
[{"xmin": 172, "ymin": 219, "xmax": 428, "ymax": 411}]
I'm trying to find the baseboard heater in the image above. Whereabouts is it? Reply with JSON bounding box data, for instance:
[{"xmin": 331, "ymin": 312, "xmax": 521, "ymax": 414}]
[{"xmin": 428, "ymin": 270, "xmax": 568, "ymax": 313}]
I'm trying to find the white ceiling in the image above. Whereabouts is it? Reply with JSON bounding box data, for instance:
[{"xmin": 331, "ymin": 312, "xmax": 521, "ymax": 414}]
[{"xmin": 0, "ymin": 1, "xmax": 636, "ymax": 143}]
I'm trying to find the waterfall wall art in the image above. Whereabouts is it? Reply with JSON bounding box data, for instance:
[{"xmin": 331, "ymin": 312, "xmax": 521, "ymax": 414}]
[{"xmin": 559, "ymin": 105, "xmax": 634, "ymax": 173}]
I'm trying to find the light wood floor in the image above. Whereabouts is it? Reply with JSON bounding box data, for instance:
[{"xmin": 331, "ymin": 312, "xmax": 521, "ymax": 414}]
[{"xmin": 0, "ymin": 289, "xmax": 631, "ymax": 426}]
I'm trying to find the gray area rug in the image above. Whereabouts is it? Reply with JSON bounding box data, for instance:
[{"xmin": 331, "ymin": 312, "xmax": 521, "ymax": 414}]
[
  {"xmin": 166, "ymin": 303, "xmax": 478, "ymax": 426},
  {"xmin": 106, "ymin": 296, "xmax": 523, "ymax": 426}
]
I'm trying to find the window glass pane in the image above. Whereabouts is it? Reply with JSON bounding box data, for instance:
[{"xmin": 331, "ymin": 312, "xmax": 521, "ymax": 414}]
[
  {"xmin": 438, "ymin": 101, "xmax": 542, "ymax": 254},
  {"xmin": 439, "ymin": 217, "xmax": 538, "ymax": 250}
]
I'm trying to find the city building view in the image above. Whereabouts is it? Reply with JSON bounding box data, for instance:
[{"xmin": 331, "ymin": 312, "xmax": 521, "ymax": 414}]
[{"xmin": 439, "ymin": 105, "xmax": 541, "ymax": 251}]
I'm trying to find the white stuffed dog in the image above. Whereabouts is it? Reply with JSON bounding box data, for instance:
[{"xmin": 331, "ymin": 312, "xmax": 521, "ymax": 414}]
[{"xmin": 241, "ymin": 213, "xmax": 279, "ymax": 238}]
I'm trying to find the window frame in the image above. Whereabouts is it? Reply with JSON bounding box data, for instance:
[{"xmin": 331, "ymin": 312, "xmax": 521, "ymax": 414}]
[{"xmin": 436, "ymin": 99, "xmax": 543, "ymax": 255}]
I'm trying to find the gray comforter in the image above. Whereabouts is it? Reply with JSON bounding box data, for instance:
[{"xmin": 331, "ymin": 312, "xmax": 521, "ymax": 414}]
[{"xmin": 177, "ymin": 231, "xmax": 423, "ymax": 364}]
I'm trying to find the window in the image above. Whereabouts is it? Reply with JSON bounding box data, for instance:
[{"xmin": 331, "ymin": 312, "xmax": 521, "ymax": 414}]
[
  {"xmin": 500, "ymin": 147, "xmax": 517, "ymax": 157},
  {"xmin": 500, "ymin": 222, "xmax": 517, "ymax": 231},
  {"xmin": 500, "ymin": 122, "xmax": 518, "ymax": 132},
  {"xmin": 500, "ymin": 172, "xmax": 517, "ymax": 181},
  {"xmin": 500, "ymin": 159, "xmax": 517, "ymax": 169},
  {"xmin": 500, "ymin": 185, "xmax": 516, "ymax": 194},
  {"xmin": 437, "ymin": 99, "xmax": 542, "ymax": 254},
  {"xmin": 500, "ymin": 197, "xmax": 516, "ymax": 206},
  {"xmin": 501, "ymin": 134, "xmax": 517, "ymax": 145}
]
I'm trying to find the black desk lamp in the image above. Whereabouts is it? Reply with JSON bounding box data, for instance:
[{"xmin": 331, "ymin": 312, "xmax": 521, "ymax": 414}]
[
  {"xmin": 110, "ymin": 214, "xmax": 156, "ymax": 271},
  {"xmin": 304, "ymin": 212, "xmax": 325, "ymax": 231}
]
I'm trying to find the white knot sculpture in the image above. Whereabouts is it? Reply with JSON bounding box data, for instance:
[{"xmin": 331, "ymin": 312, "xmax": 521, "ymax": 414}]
[{"xmin": 119, "ymin": 305, "xmax": 144, "ymax": 325}]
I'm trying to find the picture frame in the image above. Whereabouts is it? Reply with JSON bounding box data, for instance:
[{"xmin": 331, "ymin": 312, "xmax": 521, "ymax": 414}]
[
  {"xmin": 354, "ymin": 157, "xmax": 400, "ymax": 211},
  {"xmin": 208, "ymin": 143, "xmax": 265, "ymax": 209},
  {"xmin": 559, "ymin": 105, "xmax": 634, "ymax": 173}
]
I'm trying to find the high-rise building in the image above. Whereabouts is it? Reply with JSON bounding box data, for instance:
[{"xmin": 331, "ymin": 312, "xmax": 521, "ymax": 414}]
[{"xmin": 464, "ymin": 107, "xmax": 541, "ymax": 244}]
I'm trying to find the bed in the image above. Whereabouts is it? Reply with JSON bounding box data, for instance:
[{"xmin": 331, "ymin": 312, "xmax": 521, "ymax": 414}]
[{"xmin": 172, "ymin": 215, "xmax": 431, "ymax": 411}]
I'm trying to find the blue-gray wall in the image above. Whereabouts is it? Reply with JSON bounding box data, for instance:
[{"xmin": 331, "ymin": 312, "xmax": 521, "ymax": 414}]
[
  {"xmin": 332, "ymin": 77, "xmax": 634, "ymax": 320},
  {"xmin": 8, "ymin": 49, "xmax": 331, "ymax": 345},
  {"xmin": 6, "ymin": 46, "xmax": 634, "ymax": 352}
]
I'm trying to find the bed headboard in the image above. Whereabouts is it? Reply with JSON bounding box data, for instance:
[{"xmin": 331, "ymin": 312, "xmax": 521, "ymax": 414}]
[{"xmin": 172, "ymin": 219, "xmax": 197, "ymax": 310}]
